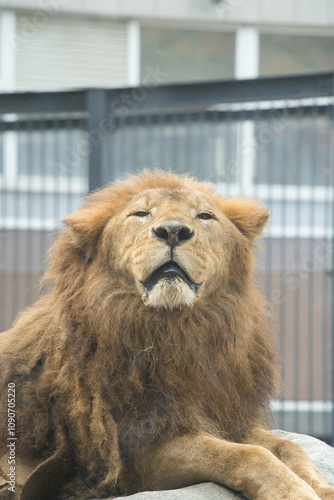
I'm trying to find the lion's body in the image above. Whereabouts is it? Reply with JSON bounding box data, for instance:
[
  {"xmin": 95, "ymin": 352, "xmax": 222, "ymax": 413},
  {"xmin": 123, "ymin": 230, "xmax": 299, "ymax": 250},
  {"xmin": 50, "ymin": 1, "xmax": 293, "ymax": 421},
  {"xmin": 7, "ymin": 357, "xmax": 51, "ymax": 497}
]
[{"xmin": 0, "ymin": 171, "xmax": 333, "ymax": 499}]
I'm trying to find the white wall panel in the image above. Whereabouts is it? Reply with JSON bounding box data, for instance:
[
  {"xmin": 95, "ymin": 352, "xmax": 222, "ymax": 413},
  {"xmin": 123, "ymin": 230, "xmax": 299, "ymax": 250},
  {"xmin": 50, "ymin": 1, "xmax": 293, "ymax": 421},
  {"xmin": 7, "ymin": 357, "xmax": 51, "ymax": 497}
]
[{"xmin": 16, "ymin": 14, "xmax": 127, "ymax": 91}]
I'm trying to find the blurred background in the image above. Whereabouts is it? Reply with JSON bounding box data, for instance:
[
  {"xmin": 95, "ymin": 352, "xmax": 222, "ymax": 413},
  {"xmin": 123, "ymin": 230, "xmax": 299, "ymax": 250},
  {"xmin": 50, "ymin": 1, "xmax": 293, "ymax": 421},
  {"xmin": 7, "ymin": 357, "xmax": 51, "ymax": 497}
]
[{"xmin": 0, "ymin": 0, "xmax": 334, "ymax": 443}]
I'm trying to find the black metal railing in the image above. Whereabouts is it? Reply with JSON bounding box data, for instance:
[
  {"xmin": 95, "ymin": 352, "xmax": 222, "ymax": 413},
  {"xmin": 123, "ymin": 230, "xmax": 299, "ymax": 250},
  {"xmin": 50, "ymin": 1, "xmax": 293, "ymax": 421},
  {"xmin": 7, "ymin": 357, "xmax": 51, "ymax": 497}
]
[{"xmin": 1, "ymin": 72, "xmax": 334, "ymax": 443}]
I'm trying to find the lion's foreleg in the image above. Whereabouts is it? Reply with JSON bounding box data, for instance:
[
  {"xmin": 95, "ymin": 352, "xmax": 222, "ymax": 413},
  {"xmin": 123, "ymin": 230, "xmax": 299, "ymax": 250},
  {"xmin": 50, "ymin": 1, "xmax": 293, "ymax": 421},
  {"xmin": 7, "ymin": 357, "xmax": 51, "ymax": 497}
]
[
  {"xmin": 139, "ymin": 433, "xmax": 319, "ymax": 499},
  {"xmin": 244, "ymin": 427, "xmax": 334, "ymax": 500}
]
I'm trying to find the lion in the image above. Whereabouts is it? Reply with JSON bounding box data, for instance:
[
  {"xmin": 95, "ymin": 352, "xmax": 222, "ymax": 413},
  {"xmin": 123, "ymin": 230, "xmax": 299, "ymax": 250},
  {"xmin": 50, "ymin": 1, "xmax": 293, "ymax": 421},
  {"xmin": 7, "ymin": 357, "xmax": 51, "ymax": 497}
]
[{"xmin": 0, "ymin": 170, "xmax": 333, "ymax": 500}]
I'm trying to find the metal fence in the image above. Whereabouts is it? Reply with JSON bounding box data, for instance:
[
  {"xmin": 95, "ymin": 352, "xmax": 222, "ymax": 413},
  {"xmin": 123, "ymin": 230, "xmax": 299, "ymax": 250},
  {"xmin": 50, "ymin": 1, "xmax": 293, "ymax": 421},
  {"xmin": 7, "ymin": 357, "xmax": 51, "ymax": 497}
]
[{"xmin": 1, "ymin": 72, "xmax": 334, "ymax": 443}]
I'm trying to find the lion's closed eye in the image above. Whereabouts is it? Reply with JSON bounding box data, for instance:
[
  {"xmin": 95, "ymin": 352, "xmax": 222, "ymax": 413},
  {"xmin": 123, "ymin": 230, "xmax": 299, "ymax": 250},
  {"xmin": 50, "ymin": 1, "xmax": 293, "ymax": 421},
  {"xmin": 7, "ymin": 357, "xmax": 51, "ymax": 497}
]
[
  {"xmin": 196, "ymin": 212, "xmax": 215, "ymax": 220},
  {"xmin": 129, "ymin": 210, "xmax": 151, "ymax": 217}
]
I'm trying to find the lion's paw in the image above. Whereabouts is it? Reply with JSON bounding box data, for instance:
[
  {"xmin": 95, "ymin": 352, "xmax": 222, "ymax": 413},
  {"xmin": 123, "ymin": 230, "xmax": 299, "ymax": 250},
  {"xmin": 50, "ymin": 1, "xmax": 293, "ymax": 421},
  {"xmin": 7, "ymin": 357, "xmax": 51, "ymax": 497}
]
[
  {"xmin": 257, "ymin": 476, "xmax": 320, "ymax": 500},
  {"xmin": 313, "ymin": 485, "xmax": 334, "ymax": 499}
]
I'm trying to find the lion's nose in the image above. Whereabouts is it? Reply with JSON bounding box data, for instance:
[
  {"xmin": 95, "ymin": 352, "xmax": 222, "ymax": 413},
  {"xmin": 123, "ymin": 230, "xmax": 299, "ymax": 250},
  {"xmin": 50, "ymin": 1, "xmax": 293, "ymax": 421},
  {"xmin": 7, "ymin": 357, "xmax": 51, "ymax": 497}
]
[{"xmin": 152, "ymin": 225, "xmax": 194, "ymax": 247}]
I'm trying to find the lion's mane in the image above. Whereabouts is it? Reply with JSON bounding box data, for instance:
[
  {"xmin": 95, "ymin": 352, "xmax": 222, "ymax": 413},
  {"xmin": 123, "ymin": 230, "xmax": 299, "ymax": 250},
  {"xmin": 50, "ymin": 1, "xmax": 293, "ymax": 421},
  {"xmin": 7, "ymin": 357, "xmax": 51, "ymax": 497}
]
[{"xmin": 0, "ymin": 171, "xmax": 279, "ymax": 497}]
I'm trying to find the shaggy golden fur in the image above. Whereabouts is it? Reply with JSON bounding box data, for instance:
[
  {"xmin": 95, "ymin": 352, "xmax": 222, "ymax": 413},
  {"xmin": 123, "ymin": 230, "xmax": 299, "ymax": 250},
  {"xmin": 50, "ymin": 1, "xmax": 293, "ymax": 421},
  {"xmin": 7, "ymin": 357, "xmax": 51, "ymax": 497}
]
[{"xmin": 0, "ymin": 170, "xmax": 333, "ymax": 500}]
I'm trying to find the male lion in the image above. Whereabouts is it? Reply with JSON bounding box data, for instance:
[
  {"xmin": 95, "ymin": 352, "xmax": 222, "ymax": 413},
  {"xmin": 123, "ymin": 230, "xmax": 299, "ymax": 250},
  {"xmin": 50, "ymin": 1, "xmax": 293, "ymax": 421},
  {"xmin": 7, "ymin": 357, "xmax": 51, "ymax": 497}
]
[{"xmin": 0, "ymin": 170, "xmax": 333, "ymax": 500}]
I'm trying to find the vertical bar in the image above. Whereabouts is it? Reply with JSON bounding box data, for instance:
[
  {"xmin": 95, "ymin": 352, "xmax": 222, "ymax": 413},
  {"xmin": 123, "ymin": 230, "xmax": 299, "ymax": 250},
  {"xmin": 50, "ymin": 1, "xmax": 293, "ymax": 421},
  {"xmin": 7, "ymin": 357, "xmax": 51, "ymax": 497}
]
[
  {"xmin": 53, "ymin": 118, "xmax": 60, "ymax": 234},
  {"xmin": 332, "ymin": 173, "xmax": 334, "ymax": 444},
  {"xmin": 25, "ymin": 118, "xmax": 33, "ymax": 310},
  {"xmin": 184, "ymin": 113, "xmax": 191, "ymax": 179},
  {"xmin": 16, "ymin": 120, "xmax": 26, "ymax": 317},
  {"xmin": 321, "ymin": 110, "xmax": 330, "ymax": 438},
  {"xmin": 86, "ymin": 89, "xmax": 108, "ymax": 191},
  {"xmin": 293, "ymin": 106, "xmax": 302, "ymax": 433},
  {"xmin": 113, "ymin": 116, "xmax": 122, "ymax": 180},
  {"xmin": 131, "ymin": 114, "xmax": 139, "ymax": 175},
  {"xmin": 235, "ymin": 27, "xmax": 259, "ymax": 80},
  {"xmin": 225, "ymin": 108, "xmax": 235, "ymax": 197},
  {"xmin": 307, "ymin": 106, "xmax": 316, "ymax": 436},
  {"xmin": 171, "ymin": 113, "xmax": 179, "ymax": 175},
  {"xmin": 210, "ymin": 111, "xmax": 219, "ymax": 184},
  {"xmin": 39, "ymin": 118, "xmax": 49, "ymax": 295},
  {"xmin": 279, "ymin": 105, "xmax": 288, "ymax": 431},
  {"xmin": 262, "ymin": 108, "xmax": 276, "ymax": 423},
  {"xmin": 323, "ymin": 104, "xmax": 333, "ymax": 441},
  {"xmin": 197, "ymin": 112, "xmax": 205, "ymax": 181},
  {"xmin": 126, "ymin": 21, "xmax": 141, "ymax": 87},
  {"xmin": 325, "ymin": 76, "xmax": 334, "ymax": 444},
  {"xmin": 320, "ymin": 107, "xmax": 331, "ymax": 440},
  {"xmin": 331, "ymin": 97, "xmax": 334, "ymax": 445},
  {"xmin": 158, "ymin": 113, "xmax": 166, "ymax": 171}
]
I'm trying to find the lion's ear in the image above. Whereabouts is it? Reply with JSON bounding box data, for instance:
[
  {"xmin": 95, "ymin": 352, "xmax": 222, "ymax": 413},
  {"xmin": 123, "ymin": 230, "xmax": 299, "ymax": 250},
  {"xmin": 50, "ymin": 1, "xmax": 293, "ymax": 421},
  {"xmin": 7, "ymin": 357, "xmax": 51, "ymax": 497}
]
[
  {"xmin": 221, "ymin": 198, "xmax": 269, "ymax": 240},
  {"xmin": 64, "ymin": 204, "xmax": 112, "ymax": 258}
]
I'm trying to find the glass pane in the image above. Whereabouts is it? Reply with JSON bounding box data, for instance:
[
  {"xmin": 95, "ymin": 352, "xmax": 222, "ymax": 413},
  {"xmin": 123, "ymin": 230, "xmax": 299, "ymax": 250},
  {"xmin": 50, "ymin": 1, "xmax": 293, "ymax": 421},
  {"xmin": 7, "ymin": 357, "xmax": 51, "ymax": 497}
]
[
  {"xmin": 141, "ymin": 28, "xmax": 235, "ymax": 84},
  {"xmin": 17, "ymin": 128, "xmax": 87, "ymax": 180},
  {"xmin": 260, "ymin": 34, "xmax": 334, "ymax": 76},
  {"xmin": 256, "ymin": 114, "xmax": 332, "ymax": 187}
]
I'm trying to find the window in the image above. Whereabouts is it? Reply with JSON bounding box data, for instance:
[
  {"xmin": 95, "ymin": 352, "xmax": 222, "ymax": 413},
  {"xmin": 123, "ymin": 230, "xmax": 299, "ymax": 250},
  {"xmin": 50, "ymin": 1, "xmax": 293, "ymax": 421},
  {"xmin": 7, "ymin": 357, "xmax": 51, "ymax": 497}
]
[
  {"xmin": 260, "ymin": 34, "xmax": 334, "ymax": 77},
  {"xmin": 141, "ymin": 27, "xmax": 235, "ymax": 84}
]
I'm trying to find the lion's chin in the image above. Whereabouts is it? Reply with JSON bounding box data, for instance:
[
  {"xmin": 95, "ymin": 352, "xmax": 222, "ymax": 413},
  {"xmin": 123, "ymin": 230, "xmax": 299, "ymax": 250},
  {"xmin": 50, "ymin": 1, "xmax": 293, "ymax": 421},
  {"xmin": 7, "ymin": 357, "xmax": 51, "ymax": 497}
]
[{"xmin": 141, "ymin": 277, "xmax": 196, "ymax": 309}]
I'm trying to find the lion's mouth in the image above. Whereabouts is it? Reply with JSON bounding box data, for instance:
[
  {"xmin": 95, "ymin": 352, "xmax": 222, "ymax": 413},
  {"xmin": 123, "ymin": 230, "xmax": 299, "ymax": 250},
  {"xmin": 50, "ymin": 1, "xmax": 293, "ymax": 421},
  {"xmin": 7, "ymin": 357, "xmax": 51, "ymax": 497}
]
[{"xmin": 141, "ymin": 261, "xmax": 201, "ymax": 292}]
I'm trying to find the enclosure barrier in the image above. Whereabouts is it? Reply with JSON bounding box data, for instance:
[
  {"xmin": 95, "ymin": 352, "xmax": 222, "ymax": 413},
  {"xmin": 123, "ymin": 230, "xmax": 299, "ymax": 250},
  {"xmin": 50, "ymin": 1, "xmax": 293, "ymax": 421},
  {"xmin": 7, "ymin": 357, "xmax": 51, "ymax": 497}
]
[{"xmin": 1, "ymin": 72, "xmax": 334, "ymax": 443}]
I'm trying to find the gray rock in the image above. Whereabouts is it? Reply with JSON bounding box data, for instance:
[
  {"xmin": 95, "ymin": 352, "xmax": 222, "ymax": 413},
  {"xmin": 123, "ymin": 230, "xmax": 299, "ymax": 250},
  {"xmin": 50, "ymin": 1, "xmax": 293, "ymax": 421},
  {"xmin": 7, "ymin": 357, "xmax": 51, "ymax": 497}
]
[
  {"xmin": 106, "ymin": 430, "xmax": 334, "ymax": 499},
  {"xmin": 112, "ymin": 482, "xmax": 244, "ymax": 500}
]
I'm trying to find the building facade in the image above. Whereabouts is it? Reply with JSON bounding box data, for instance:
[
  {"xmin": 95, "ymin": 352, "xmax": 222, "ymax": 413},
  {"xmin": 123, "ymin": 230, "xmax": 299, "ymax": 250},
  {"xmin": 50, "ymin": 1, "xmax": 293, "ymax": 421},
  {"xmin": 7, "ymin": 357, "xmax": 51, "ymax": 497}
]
[{"xmin": 0, "ymin": 0, "xmax": 333, "ymax": 92}]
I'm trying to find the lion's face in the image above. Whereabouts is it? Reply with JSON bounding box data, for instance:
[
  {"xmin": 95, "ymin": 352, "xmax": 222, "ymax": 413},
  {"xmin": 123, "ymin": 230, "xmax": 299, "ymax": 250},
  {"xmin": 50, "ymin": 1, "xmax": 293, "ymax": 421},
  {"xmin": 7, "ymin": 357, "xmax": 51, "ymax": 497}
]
[
  {"xmin": 102, "ymin": 188, "xmax": 239, "ymax": 309},
  {"xmin": 65, "ymin": 173, "xmax": 269, "ymax": 311}
]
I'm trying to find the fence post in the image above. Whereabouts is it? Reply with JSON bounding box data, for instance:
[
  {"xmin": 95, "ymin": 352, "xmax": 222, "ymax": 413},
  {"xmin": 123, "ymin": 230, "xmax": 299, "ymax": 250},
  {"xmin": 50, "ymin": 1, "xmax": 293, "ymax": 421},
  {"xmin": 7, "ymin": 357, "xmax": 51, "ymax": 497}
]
[
  {"xmin": 86, "ymin": 89, "xmax": 108, "ymax": 192},
  {"xmin": 332, "ymin": 180, "xmax": 334, "ymax": 445},
  {"xmin": 332, "ymin": 91, "xmax": 334, "ymax": 446},
  {"xmin": 332, "ymin": 228, "xmax": 334, "ymax": 445}
]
